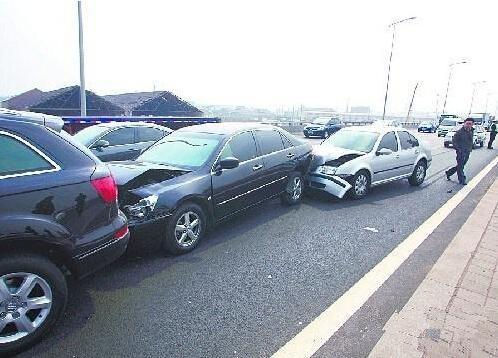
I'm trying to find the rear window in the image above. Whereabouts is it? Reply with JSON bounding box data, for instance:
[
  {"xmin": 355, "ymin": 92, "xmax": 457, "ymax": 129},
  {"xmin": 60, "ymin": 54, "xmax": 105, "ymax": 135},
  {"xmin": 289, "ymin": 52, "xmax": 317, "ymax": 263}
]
[{"xmin": 0, "ymin": 133, "xmax": 55, "ymax": 177}]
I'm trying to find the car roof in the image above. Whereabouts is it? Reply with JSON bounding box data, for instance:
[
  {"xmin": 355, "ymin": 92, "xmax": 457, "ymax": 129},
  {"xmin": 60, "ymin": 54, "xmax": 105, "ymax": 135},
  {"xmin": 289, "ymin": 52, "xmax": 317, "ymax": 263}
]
[
  {"xmin": 341, "ymin": 125, "xmax": 408, "ymax": 134},
  {"xmin": 87, "ymin": 121, "xmax": 172, "ymax": 131},
  {"xmin": 176, "ymin": 122, "xmax": 281, "ymax": 135},
  {"xmin": 0, "ymin": 108, "xmax": 64, "ymax": 132}
]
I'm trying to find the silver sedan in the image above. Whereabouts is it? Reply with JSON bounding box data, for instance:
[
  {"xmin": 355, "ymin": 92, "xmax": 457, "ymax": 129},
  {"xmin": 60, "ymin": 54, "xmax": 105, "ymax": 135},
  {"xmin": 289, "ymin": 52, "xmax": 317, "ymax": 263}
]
[{"xmin": 308, "ymin": 126, "xmax": 432, "ymax": 199}]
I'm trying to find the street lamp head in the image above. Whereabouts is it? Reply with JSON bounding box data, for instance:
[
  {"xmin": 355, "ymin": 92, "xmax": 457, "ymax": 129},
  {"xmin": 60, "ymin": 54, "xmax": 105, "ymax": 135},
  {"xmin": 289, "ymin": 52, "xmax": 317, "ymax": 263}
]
[{"xmin": 389, "ymin": 16, "xmax": 417, "ymax": 27}]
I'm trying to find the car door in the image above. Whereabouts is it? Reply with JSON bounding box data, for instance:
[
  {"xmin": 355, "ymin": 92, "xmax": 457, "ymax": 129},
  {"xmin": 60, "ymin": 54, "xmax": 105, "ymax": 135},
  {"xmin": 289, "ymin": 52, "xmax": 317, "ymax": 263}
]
[
  {"xmin": 397, "ymin": 131, "xmax": 419, "ymax": 176},
  {"xmin": 211, "ymin": 131, "xmax": 265, "ymax": 220},
  {"xmin": 253, "ymin": 129, "xmax": 292, "ymax": 197},
  {"xmin": 94, "ymin": 127, "xmax": 136, "ymax": 161},
  {"xmin": 135, "ymin": 127, "xmax": 168, "ymax": 158},
  {"xmin": 370, "ymin": 131, "xmax": 402, "ymax": 183}
]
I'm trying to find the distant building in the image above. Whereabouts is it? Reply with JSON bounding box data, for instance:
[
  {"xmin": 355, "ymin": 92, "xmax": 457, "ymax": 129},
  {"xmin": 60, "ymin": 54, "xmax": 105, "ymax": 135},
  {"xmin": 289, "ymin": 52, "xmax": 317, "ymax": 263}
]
[
  {"xmin": 2, "ymin": 88, "xmax": 47, "ymax": 111},
  {"xmin": 30, "ymin": 86, "xmax": 124, "ymax": 116},
  {"xmin": 105, "ymin": 91, "xmax": 203, "ymax": 117}
]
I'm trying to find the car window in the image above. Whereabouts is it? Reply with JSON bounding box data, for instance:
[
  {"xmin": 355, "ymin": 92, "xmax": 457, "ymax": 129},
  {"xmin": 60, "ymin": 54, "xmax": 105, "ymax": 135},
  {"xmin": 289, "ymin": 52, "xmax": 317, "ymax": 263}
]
[
  {"xmin": 398, "ymin": 131, "xmax": 419, "ymax": 149},
  {"xmin": 101, "ymin": 127, "xmax": 135, "ymax": 146},
  {"xmin": 219, "ymin": 131, "xmax": 258, "ymax": 162},
  {"xmin": 255, "ymin": 130, "xmax": 285, "ymax": 155},
  {"xmin": 280, "ymin": 132, "xmax": 294, "ymax": 148},
  {"xmin": 0, "ymin": 134, "xmax": 55, "ymax": 177},
  {"xmin": 137, "ymin": 127, "xmax": 166, "ymax": 143},
  {"xmin": 408, "ymin": 133, "xmax": 419, "ymax": 147},
  {"xmin": 378, "ymin": 132, "xmax": 398, "ymax": 152}
]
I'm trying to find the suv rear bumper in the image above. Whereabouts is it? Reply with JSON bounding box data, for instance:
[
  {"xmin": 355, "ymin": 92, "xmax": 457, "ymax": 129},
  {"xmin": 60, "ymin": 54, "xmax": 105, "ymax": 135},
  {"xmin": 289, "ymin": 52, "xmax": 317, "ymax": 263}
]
[{"xmin": 71, "ymin": 212, "xmax": 130, "ymax": 278}]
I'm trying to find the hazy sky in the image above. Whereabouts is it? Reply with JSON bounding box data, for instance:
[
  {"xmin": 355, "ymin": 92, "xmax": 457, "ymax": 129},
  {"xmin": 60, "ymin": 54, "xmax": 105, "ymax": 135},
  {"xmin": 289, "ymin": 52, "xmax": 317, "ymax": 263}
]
[{"xmin": 1, "ymin": 0, "xmax": 497, "ymax": 115}]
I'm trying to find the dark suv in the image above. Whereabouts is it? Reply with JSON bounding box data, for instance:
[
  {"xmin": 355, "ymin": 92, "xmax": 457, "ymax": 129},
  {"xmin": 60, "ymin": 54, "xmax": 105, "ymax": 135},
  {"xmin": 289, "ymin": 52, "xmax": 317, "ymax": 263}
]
[
  {"xmin": 0, "ymin": 109, "xmax": 129, "ymax": 355},
  {"xmin": 303, "ymin": 117, "xmax": 344, "ymax": 138}
]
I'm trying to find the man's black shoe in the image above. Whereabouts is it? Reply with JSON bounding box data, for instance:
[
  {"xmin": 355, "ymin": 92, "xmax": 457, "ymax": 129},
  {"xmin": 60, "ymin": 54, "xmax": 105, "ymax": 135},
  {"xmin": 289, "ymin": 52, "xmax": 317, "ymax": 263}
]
[
  {"xmin": 445, "ymin": 171, "xmax": 451, "ymax": 181},
  {"xmin": 459, "ymin": 182, "xmax": 467, "ymax": 186}
]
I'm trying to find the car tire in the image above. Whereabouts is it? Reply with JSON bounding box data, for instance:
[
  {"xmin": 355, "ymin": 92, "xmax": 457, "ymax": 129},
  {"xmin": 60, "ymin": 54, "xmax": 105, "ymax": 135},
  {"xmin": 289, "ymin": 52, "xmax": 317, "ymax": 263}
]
[
  {"xmin": 162, "ymin": 203, "xmax": 207, "ymax": 255},
  {"xmin": 480, "ymin": 141, "xmax": 484, "ymax": 148},
  {"xmin": 280, "ymin": 172, "xmax": 304, "ymax": 206},
  {"xmin": 444, "ymin": 142, "xmax": 449, "ymax": 148},
  {"xmin": 408, "ymin": 160, "xmax": 427, "ymax": 186},
  {"xmin": 349, "ymin": 170, "xmax": 370, "ymax": 200},
  {"xmin": 304, "ymin": 134, "xmax": 309, "ymax": 138},
  {"xmin": 0, "ymin": 255, "xmax": 67, "ymax": 357}
]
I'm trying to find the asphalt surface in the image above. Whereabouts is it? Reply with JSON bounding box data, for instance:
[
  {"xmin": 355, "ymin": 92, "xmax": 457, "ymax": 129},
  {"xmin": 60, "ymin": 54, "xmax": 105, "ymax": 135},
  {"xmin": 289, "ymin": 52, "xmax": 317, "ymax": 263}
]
[{"xmin": 19, "ymin": 130, "xmax": 497, "ymax": 358}]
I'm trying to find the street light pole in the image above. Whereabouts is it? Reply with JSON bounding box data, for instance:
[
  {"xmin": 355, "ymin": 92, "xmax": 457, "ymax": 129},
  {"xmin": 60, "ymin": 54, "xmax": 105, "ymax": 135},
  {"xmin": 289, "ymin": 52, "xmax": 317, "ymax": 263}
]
[
  {"xmin": 442, "ymin": 60, "xmax": 467, "ymax": 115},
  {"xmin": 78, "ymin": 0, "xmax": 87, "ymax": 116},
  {"xmin": 469, "ymin": 81, "xmax": 486, "ymax": 115},
  {"xmin": 382, "ymin": 16, "xmax": 416, "ymax": 121}
]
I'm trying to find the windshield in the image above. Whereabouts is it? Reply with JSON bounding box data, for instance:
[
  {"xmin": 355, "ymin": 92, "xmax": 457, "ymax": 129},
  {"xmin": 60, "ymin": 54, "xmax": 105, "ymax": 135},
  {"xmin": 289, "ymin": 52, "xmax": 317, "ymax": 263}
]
[
  {"xmin": 138, "ymin": 132, "xmax": 221, "ymax": 169},
  {"xmin": 73, "ymin": 125, "xmax": 110, "ymax": 146},
  {"xmin": 440, "ymin": 119, "xmax": 458, "ymax": 126},
  {"xmin": 420, "ymin": 121, "xmax": 432, "ymax": 126},
  {"xmin": 313, "ymin": 118, "xmax": 330, "ymax": 125},
  {"xmin": 321, "ymin": 130, "xmax": 379, "ymax": 153}
]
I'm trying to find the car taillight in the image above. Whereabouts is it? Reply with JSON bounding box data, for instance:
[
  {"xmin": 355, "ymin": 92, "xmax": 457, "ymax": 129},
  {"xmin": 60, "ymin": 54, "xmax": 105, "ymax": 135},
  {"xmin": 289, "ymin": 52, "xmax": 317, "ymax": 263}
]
[
  {"xmin": 91, "ymin": 175, "xmax": 118, "ymax": 204},
  {"xmin": 114, "ymin": 225, "xmax": 129, "ymax": 240}
]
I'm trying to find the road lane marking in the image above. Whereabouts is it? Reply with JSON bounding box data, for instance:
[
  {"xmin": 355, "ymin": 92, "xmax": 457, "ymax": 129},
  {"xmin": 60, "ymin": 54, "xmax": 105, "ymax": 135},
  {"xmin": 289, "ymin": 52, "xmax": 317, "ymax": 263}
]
[{"xmin": 272, "ymin": 156, "xmax": 498, "ymax": 358}]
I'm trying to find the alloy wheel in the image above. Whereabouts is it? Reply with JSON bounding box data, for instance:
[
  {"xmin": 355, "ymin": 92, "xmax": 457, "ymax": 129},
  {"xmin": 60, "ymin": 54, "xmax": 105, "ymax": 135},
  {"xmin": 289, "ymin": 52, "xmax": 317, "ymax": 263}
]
[
  {"xmin": 174, "ymin": 211, "xmax": 201, "ymax": 247},
  {"xmin": 355, "ymin": 174, "xmax": 368, "ymax": 196},
  {"xmin": 0, "ymin": 273, "xmax": 52, "ymax": 344},
  {"xmin": 416, "ymin": 164, "xmax": 426, "ymax": 182},
  {"xmin": 291, "ymin": 177, "xmax": 303, "ymax": 200}
]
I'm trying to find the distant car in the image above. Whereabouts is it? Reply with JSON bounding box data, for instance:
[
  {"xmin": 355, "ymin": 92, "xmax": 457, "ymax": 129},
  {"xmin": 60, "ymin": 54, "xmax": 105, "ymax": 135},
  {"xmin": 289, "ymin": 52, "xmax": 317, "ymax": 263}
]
[
  {"xmin": 303, "ymin": 117, "xmax": 344, "ymax": 138},
  {"xmin": 418, "ymin": 121, "xmax": 437, "ymax": 133},
  {"xmin": 0, "ymin": 110, "xmax": 129, "ymax": 355},
  {"xmin": 73, "ymin": 122, "xmax": 172, "ymax": 162},
  {"xmin": 438, "ymin": 113, "xmax": 460, "ymax": 126},
  {"xmin": 110, "ymin": 123, "xmax": 313, "ymax": 255},
  {"xmin": 371, "ymin": 119, "xmax": 402, "ymax": 128},
  {"xmin": 444, "ymin": 125, "xmax": 486, "ymax": 149},
  {"xmin": 308, "ymin": 126, "xmax": 432, "ymax": 199},
  {"xmin": 437, "ymin": 118, "xmax": 464, "ymax": 137}
]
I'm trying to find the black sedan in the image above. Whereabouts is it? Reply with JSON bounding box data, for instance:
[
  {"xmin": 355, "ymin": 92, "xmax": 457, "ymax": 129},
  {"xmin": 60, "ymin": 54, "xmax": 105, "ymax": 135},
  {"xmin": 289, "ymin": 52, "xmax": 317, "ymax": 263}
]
[
  {"xmin": 73, "ymin": 122, "xmax": 172, "ymax": 162},
  {"xmin": 109, "ymin": 123, "xmax": 312, "ymax": 254},
  {"xmin": 418, "ymin": 121, "xmax": 437, "ymax": 133}
]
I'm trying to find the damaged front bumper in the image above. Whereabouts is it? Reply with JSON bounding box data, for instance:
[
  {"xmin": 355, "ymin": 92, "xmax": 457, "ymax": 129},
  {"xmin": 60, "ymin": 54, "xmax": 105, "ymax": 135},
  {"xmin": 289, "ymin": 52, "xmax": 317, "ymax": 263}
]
[{"xmin": 308, "ymin": 172, "xmax": 352, "ymax": 198}]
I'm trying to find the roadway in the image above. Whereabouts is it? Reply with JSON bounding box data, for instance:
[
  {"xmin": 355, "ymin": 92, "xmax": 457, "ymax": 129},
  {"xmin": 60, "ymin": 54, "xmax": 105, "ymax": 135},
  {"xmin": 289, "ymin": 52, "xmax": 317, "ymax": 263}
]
[{"xmin": 19, "ymin": 129, "xmax": 497, "ymax": 358}]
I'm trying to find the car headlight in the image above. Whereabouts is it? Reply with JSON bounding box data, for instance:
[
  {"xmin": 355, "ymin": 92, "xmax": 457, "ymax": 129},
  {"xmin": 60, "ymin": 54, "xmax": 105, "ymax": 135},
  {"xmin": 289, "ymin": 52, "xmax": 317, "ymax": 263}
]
[
  {"xmin": 124, "ymin": 194, "xmax": 159, "ymax": 219},
  {"xmin": 319, "ymin": 165, "xmax": 337, "ymax": 176}
]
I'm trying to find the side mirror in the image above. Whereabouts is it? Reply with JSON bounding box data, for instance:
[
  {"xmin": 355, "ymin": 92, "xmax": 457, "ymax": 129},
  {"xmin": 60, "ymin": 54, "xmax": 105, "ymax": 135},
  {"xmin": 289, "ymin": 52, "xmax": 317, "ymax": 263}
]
[
  {"xmin": 376, "ymin": 148, "xmax": 393, "ymax": 156},
  {"xmin": 92, "ymin": 139, "xmax": 110, "ymax": 149},
  {"xmin": 218, "ymin": 157, "xmax": 240, "ymax": 170}
]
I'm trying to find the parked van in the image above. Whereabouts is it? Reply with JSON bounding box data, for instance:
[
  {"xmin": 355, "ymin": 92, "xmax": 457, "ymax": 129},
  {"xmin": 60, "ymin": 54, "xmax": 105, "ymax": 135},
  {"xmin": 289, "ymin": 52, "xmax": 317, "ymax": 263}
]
[{"xmin": 437, "ymin": 118, "xmax": 464, "ymax": 137}]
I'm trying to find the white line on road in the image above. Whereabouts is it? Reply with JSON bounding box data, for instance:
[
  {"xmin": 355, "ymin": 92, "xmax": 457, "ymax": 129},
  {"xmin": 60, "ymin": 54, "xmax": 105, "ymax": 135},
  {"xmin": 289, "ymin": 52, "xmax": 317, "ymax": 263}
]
[{"xmin": 271, "ymin": 156, "xmax": 498, "ymax": 358}]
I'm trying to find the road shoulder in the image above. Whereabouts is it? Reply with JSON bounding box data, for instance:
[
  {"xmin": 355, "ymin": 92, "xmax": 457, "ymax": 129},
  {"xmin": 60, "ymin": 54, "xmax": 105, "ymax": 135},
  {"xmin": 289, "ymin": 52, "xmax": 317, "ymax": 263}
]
[{"xmin": 369, "ymin": 178, "xmax": 498, "ymax": 357}]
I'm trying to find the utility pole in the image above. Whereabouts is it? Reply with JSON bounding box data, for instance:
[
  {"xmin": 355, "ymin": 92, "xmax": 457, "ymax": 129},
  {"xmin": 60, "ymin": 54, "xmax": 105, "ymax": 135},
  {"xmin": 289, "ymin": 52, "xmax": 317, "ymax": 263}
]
[
  {"xmin": 406, "ymin": 82, "xmax": 419, "ymax": 122},
  {"xmin": 78, "ymin": 1, "xmax": 87, "ymax": 116}
]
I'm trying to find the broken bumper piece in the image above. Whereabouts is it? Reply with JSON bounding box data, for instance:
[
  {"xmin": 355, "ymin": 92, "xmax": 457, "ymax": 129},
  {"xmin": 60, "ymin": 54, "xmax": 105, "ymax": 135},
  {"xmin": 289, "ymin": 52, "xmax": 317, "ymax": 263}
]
[{"xmin": 308, "ymin": 173, "xmax": 352, "ymax": 198}]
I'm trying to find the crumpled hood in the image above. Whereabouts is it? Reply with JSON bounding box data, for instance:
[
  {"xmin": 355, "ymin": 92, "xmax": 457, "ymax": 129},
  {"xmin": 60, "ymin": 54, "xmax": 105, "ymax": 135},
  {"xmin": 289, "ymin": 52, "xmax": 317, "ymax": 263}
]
[
  {"xmin": 107, "ymin": 161, "xmax": 189, "ymax": 191},
  {"xmin": 311, "ymin": 145, "xmax": 365, "ymax": 168}
]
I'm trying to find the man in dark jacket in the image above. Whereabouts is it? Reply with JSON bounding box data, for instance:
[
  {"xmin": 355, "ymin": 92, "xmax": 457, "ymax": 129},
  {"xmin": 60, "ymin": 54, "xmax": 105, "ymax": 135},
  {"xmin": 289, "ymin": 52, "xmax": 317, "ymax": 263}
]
[
  {"xmin": 488, "ymin": 122, "xmax": 497, "ymax": 149},
  {"xmin": 446, "ymin": 118, "xmax": 474, "ymax": 185}
]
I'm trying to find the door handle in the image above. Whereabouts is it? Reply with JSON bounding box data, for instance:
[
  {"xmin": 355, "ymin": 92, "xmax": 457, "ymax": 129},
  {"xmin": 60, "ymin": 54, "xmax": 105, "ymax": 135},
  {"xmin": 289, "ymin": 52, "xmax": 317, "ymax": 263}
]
[
  {"xmin": 395, "ymin": 155, "xmax": 400, "ymax": 159},
  {"xmin": 415, "ymin": 150, "xmax": 419, "ymax": 154},
  {"xmin": 252, "ymin": 164, "xmax": 263, "ymax": 171},
  {"xmin": 286, "ymin": 153, "xmax": 295, "ymax": 158}
]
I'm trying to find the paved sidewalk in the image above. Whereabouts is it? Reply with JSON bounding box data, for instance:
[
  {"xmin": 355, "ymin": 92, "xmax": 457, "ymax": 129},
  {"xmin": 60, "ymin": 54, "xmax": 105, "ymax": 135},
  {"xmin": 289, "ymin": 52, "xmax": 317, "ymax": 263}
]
[{"xmin": 369, "ymin": 178, "xmax": 498, "ymax": 358}]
